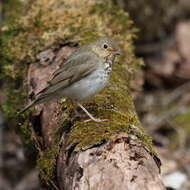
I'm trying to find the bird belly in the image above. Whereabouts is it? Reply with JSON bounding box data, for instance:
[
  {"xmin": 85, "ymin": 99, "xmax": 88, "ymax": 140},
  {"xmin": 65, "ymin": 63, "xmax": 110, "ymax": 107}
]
[{"xmin": 61, "ymin": 69, "xmax": 109, "ymax": 101}]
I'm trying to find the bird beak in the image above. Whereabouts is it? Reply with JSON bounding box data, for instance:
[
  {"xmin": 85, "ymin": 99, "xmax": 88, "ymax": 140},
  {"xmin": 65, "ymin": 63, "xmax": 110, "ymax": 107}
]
[
  {"xmin": 113, "ymin": 50, "xmax": 121, "ymax": 55},
  {"xmin": 108, "ymin": 48, "xmax": 121, "ymax": 56}
]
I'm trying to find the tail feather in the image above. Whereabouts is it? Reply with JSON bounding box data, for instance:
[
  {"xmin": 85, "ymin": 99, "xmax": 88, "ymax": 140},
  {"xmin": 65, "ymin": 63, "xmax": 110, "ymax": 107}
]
[
  {"xmin": 18, "ymin": 101, "xmax": 36, "ymax": 114},
  {"xmin": 18, "ymin": 80, "xmax": 61, "ymax": 115},
  {"xmin": 18, "ymin": 93, "xmax": 55, "ymax": 114}
]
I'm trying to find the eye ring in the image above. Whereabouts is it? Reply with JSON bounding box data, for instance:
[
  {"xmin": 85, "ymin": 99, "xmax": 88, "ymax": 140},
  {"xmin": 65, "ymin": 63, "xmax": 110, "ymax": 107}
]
[{"xmin": 103, "ymin": 43, "xmax": 108, "ymax": 49}]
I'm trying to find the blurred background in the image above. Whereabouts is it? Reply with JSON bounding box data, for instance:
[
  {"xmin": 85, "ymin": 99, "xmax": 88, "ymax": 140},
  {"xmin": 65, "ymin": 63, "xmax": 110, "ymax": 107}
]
[{"xmin": 1, "ymin": 0, "xmax": 190, "ymax": 189}]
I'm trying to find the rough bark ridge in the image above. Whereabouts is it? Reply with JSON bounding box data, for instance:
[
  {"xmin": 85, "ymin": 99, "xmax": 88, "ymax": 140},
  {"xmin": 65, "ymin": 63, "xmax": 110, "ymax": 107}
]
[{"xmin": 26, "ymin": 41, "xmax": 166, "ymax": 190}]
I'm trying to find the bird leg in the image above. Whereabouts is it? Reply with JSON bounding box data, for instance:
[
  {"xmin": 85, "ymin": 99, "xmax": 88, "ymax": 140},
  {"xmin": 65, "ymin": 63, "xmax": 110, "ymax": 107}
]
[
  {"xmin": 77, "ymin": 102, "xmax": 107, "ymax": 122},
  {"xmin": 70, "ymin": 101, "xmax": 86, "ymax": 118},
  {"xmin": 74, "ymin": 107, "xmax": 86, "ymax": 118}
]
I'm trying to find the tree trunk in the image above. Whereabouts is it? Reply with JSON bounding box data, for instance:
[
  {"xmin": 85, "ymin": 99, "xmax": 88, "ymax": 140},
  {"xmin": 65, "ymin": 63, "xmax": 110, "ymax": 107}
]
[{"xmin": 27, "ymin": 42, "xmax": 165, "ymax": 190}]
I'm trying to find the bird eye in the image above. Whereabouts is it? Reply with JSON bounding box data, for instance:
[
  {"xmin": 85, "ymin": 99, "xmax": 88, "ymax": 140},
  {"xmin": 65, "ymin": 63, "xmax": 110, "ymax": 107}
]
[{"xmin": 103, "ymin": 43, "xmax": 108, "ymax": 49}]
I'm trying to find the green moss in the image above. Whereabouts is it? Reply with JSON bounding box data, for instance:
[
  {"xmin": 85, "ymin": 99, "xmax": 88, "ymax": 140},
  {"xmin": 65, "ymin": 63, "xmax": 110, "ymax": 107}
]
[
  {"xmin": 2, "ymin": 0, "xmax": 23, "ymax": 25},
  {"xmin": 37, "ymin": 149, "xmax": 58, "ymax": 181},
  {"xmin": 0, "ymin": 0, "xmax": 27, "ymax": 119}
]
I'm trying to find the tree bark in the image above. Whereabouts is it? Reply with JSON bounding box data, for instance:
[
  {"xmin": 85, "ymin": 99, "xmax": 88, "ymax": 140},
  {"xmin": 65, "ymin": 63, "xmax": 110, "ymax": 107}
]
[
  {"xmin": 27, "ymin": 41, "xmax": 166, "ymax": 190},
  {"xmin": 57, "ymin": 135, "xmax": 164, "ymax": 190}
]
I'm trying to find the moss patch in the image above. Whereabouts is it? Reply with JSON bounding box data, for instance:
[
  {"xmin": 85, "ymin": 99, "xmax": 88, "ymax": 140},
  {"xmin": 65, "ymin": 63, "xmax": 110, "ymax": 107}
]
[{"xmin": 37, "ymin": 148, "xmax": 58, "ymax": 182}]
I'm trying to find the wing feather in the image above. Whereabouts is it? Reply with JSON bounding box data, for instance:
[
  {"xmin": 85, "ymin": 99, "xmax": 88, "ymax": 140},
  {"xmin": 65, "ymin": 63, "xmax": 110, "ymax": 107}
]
[{"xmin": 36, "ymin": 51, "xmax": 98, "ymax": 98}]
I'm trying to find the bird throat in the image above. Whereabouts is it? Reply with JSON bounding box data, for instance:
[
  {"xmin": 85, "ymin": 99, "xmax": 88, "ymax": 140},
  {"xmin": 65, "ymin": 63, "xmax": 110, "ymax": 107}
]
[{"xmin": 104, "ymin": 57, "xmax": 113, "ymax": 75}]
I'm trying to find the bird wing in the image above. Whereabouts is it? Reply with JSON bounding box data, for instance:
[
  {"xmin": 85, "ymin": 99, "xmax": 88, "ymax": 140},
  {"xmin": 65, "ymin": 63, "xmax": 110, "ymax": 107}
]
[{"xmin": 36, "ymin": 51, "xmax": 98, "ymax": 97}]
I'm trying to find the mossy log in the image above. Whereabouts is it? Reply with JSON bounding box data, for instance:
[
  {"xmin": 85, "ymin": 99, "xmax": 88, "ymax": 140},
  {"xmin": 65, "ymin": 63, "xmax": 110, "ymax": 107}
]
[
  {"xmin": 1, "ymin": 0, "xmax": 166, "ymax": 189},
  {"xmin": 23, "ymin": 41, "xmax": 165, "ymax": 190}
]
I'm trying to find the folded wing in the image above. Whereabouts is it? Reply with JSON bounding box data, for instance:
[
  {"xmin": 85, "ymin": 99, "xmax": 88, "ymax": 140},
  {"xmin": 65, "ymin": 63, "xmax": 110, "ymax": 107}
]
[{"xmin": 35, "ymin": 51, "xmax": 98, "ymax": 99}]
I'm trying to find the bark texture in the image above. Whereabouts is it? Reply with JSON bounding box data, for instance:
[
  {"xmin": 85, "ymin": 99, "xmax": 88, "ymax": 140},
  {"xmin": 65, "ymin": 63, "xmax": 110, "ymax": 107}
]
[
  {"xmin": 27, "ymin": 42, "xmax": 166, "ymax": 190},
  {"xmin": 58, "ymin": 136, "xmax": 164, "ymax": 190}
]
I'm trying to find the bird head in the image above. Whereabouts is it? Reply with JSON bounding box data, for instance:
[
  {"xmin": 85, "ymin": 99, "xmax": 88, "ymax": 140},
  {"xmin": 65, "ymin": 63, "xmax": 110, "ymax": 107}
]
[{"xmin": 91, "ymin": 37, "xmax": 121, "ymax": 58}]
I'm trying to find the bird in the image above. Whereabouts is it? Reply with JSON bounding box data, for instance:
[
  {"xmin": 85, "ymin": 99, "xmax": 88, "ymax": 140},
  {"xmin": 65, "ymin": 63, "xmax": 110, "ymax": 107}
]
[{"xmin": 19, "ymin": 37, "xmax": 121, "ymax": 122}]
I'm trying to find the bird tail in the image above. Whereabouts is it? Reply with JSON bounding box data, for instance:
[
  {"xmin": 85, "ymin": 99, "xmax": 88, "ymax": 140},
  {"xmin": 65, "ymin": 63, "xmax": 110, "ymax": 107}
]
[
  {"xmin": 18, "ymin": 88, "xmax": 57, "ymax": 115},
  {"xmin": 18, "ymin": 101, "xmax": 36, "ymax": 114}
]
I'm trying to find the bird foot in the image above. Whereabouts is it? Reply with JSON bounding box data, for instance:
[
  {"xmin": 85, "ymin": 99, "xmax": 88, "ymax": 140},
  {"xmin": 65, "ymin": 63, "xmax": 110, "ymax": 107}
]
[
  {"xmin": 84, "ymin": 118, "xmax": 108, "ymax": 123},
  {"xmin": 76, "ymin": 102, "xmax": 108, "ymax": 123}
]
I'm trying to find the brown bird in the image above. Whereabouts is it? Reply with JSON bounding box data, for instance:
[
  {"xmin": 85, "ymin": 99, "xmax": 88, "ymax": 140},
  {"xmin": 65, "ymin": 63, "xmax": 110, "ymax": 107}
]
[{"xmin": 19, "ymin": 37, "xmax": 121, "ymax": 122}]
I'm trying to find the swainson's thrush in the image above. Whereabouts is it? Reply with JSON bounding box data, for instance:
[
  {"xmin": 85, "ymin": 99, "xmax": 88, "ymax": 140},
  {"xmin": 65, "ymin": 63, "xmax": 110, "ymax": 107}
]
[{"xmin": 19, "ymin": 37, "xmax": 121, "ymax": 122}]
